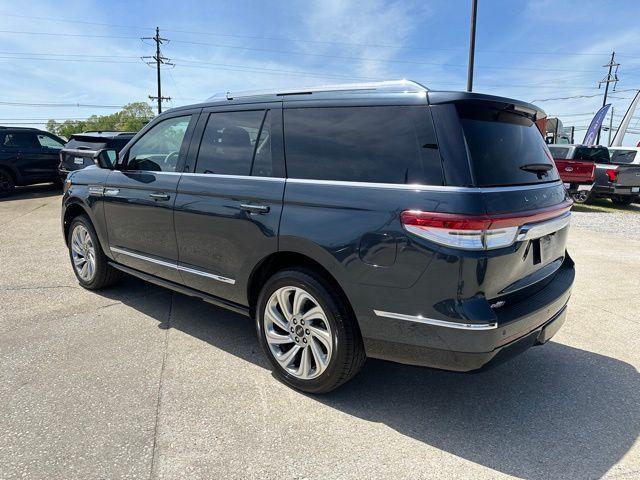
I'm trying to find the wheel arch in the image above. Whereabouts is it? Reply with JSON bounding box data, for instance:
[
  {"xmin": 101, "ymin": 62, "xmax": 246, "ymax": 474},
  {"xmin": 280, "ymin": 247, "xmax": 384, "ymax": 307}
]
[
  {"xmin": 246, "ymin": 250, "xmax": 356, "ymax": 324},
  {"xmin": 62, "ymin": 198, "xmax": 109, "ymax": 255}
]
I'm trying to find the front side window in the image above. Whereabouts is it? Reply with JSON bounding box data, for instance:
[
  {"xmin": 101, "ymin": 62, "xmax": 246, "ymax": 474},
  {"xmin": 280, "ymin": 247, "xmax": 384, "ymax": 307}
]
[
  {"xmin": 37, "ymin": 134, "xmax": 64, "ymax": 149},
  {"xmin": 195, "ymin": 110, "xmax": 269, "ymax": 176},
  {"xmin": 283, "ymin": 106, "xmax": 443, "ymax": 185},
  {"xmin": 127, "ymin": 116, "xmax": 191, "ymax": 172}
]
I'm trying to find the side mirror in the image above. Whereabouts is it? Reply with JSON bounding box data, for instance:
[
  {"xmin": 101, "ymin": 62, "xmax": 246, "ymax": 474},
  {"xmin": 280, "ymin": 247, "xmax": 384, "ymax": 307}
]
[{"xmin": 94, "ymin": 149, "xmax": 118, "ymax": 169}]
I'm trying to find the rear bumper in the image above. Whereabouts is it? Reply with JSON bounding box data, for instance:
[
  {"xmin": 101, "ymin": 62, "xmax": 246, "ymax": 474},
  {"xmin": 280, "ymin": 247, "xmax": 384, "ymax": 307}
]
[
  {"xmin": 361, "ymin": 255, "xmax": 574, "ymax": 371},
  {"xmin": 593, "ymin": 184, "xmax": 640, "ymax": 197}
]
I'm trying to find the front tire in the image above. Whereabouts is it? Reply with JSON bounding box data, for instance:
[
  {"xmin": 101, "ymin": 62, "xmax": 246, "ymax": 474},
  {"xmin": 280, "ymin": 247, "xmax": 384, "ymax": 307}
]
[
  {"xmin": 68, "ymin": 215, "xmax": 120, "ymax": 289},
  {"xmin": 256, "ymin": 268, "xmax": 366, "ymax": 393},
  {"xmin": 0, "ymin": 169, "xmax": 15, "ymax": 197}
]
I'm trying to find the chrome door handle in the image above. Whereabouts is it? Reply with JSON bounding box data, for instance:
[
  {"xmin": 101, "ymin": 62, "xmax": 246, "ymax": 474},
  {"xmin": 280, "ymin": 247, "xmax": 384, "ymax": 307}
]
[
  {"xmin": 149, "ymin": 193, "xmax": 171, "ymax": 201},
  {"xmin": 240, "ymin": 203, "xmax": 270, "ymax": 214}
]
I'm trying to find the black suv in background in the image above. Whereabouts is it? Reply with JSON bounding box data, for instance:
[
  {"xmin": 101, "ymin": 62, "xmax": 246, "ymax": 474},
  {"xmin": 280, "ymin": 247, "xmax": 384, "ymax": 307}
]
[
  {"xmin": 59, "ymin": 131, "xmax": 135, "ymax": 181},
  {"xmin": 0, "ymin": 126, "xmax": 66, "ymax": 196},
  {"xmin": 61, "ymin": 81, "xmax": 574, "ymax": 393}
]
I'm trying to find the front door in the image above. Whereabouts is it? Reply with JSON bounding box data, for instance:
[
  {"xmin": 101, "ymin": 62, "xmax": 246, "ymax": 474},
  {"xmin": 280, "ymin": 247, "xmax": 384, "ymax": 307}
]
[
  {"xmin": 174, "ymin": 104, "xmax": 285, "ymax": 305},
  {"xmin": 104, "ymin": 113, "xmax": 198, "ymax": 283}
]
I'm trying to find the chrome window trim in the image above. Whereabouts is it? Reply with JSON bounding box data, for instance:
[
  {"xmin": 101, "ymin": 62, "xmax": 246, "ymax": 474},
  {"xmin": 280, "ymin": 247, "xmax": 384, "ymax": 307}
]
[
  {"xmin": 286, "ymin": 178, "xmax": 562, "ymax": 193},
  {"xmin": 117, "ymin": 170, "xmax": 562, "ymax": 192},
  {"xmin": 373, "ymin": 309, "xmax": 498, "ymax": 330},
  {"xmin": 109, "ymin": 247, "xmax": 236, "ymax": 285}
]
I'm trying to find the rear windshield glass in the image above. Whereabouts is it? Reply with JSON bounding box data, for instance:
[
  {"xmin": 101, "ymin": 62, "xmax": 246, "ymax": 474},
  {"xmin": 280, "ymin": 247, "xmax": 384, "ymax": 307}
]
[
  {"xmin": 574, "ymin": 146, "xmax": 610, "ymax": 163},
  {"xmin": 548, "ymin": 146, "xmax": 570, "ymax": 159},
  {"xmin": 64, "ymin": 139, "xmax": 107, "ymax": 151},
  {"xmin": 609, "ymin": 149, "xmax": 637, "ymax": 164},
  {"xmin": 457, "ymin": 103, "xmax": 560, "ymax": 186}
]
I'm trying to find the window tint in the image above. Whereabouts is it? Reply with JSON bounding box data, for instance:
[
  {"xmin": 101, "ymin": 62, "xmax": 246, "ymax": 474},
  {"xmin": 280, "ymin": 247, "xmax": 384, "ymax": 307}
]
[
  {"xmin": 284, "ymin": 106, "xmax": 443, "ymax": 185},
  {"xmin": 548, "ymin": 146, "xmax": 570, "ymax": 159},
  {"xmin": 2, "ymin": 132, "xmax": 39, "ymax": 148},
  {"xmin": 127, "ymin": 116, "xmax": 191, "ymax": 172},
  {"xmin": 457, "ymin": 104, "xmax": 560, "ymax": 186},
  {"xmin": 195, "ymin": 110, "xmax": 267, "ymax": 175},
  {"xmin": 609, "ymin": 149, "xmax": 638, "ymax": 164},
  {"xmin": 37, "ymin": 134, "xmax": 64, "ymax": 149},
  {"xmin": 574, "ymin": 146, "xmax": 610, "ymax": 163}
]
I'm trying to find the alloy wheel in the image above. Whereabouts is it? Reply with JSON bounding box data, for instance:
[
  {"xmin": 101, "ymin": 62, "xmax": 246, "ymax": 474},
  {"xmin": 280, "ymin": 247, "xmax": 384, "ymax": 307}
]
[
  {"xmin": 263, "ymin": 286, "xmax": 333, "ymax": 380},
  {"xmin": 71, "ymin": 225, "xmax": 96, "ymax": 282}
]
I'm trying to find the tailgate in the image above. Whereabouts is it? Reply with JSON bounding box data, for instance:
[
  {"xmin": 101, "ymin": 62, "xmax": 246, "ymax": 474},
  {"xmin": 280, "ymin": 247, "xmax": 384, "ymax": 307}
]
[
  {"xmin": 59, "ymin": 148, "xmax": 98, "ymax": 173},
  {"xmin": 614, "ymin": 165, "xmax": 640, "ymax": 187},
  {"xmin": 554, "ymin": 159, "xmax": 595, "ymax": 184}
]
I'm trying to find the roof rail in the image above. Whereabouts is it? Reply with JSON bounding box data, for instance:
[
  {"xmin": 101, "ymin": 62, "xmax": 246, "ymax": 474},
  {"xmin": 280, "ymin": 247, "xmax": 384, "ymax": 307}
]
[{"xmin": 207, "ymin": 79, "xmax": 428, "ymax": 101}]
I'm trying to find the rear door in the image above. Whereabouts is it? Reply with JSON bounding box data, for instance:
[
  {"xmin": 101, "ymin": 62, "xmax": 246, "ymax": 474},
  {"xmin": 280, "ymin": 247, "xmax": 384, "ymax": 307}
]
[
  {"xmin": 173, "ymin": 103, "xmax": 285, "ymax": 304},
  {"xmin": 103, "ymin": 112, "xmax": 198, "ymax": 283},
  {"xmin": 3, "ymin": 131, "xmax": 54, "ymax": 181}
]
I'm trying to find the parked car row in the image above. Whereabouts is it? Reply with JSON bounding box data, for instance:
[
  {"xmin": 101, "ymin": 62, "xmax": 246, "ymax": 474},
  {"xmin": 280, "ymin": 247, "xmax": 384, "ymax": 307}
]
[
  {"xmin": 0, "ymin": 127, "xmax": 135, "ymax": 197},
  {"xmin": 548, "ymin": 144, "xmax": 640, "ymax": 205}
]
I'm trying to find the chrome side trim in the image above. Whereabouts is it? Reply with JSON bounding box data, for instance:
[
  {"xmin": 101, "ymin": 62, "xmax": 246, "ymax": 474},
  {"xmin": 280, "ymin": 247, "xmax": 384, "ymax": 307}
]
[
  {"xmin": 373, "ymin": 310, "xmax": 498, "ymax": 330},
  {"xmin": 109, "ymin": 247, "xmax": 236, "ymax": 285},
  {"xmin": 286, "ymin": 178, "xmax": 562, "ymax": 193},
  {"xmin": 110, "ymin": 247, "xmax": 176, "ymax": 269},
  {"xmin": 517, "ymin": 211, "xmax": 571, "ymax": 241},
  {"xmin": 180, "ymin": 172, "xmax": 285, "ymax": 182},
  {"xmin": 104, "ymin": 188, "xmax": 120, "ymax": 197},
  {"xmin": 177, "ymin": 264, "xmax": 236, "ymax": 285}
]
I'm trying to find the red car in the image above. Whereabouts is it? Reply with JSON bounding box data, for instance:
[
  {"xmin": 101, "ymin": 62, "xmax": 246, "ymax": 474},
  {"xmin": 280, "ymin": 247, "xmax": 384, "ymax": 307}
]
[{"xmin": 547, "ymin": 144, "xmax": 600, "ymax": 203}]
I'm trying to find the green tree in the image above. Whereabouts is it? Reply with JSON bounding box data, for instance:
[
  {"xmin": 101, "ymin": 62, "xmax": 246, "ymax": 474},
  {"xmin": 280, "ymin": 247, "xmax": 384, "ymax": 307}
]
[{"xmin": 46, "ymin": 102, "xmax": 154, "ymax": 139}]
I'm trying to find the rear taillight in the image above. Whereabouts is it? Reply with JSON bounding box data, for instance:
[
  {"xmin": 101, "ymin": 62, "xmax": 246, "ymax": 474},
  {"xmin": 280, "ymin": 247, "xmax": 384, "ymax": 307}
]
[
  {"xmin": 605, "ymin": 168, "xmax": 619, "ymax": 182},
  {"xmin": 401, "ymin": 201, "xmax": 572, "ymax": 251}
]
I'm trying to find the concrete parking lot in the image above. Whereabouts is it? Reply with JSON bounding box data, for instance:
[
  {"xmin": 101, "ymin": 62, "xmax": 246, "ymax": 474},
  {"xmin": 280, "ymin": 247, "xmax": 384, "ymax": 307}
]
[{"xmin": 1, "ymin": 185, "xmax": 639, "ymax": 480}]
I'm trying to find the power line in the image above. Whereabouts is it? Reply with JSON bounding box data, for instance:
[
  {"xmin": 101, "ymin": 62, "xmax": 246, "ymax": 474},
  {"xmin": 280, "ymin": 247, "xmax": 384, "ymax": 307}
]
[
  {"xmin": 1, "ymin": 12, "xmax": 637, "ymax": 58},
  {"xmin": 0, "ymin": 100, "xmax": 127, "ymax": 108}
]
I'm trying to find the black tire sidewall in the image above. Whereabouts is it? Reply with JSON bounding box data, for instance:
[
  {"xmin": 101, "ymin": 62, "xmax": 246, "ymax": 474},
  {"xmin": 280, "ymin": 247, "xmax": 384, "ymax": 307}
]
[
  {"xmin": 0, "ymin": 170, "xmax": 15, "ymax": 197},
  {"xmin": 256, "ymin": 269, "xmax": 352, "ymax": 394}
]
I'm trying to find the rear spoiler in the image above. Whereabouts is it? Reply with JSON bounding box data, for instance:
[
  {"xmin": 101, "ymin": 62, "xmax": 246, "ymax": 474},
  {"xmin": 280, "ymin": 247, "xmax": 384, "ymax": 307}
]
[{"xmin": 59, "ymin": 147, "xmax": 114, "ymax": 169}]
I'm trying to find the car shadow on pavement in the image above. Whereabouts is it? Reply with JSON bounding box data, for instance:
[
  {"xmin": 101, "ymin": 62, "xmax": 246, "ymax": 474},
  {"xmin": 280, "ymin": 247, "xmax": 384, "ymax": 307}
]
[
  {"xmin": 98, "ymin": 277, "xmax": 640, "ymax": 480},
  {"xmin": 0, "ymin": 183, "xmax": 61, "ymax": 201}
]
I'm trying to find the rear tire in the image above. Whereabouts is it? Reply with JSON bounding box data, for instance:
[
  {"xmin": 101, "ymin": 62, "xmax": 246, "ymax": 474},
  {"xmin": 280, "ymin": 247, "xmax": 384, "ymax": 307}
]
[
  {"xmin": 68, "ymin": 215, "xmax": 120, "ymax": 290},
  {"xmin": 256, "ymin": 268, "xmax": 366, "ymax": 394},
  {"xmin": 611, "ymin": 195, "xmax": 634, "ymax": 207},
  {"xmin": 571, "ymin": 190, "xmax": 591, "ymax": 204},
  {"xmin": 0, "ymin": 169, "xmax": 15, "ymax": 197}
]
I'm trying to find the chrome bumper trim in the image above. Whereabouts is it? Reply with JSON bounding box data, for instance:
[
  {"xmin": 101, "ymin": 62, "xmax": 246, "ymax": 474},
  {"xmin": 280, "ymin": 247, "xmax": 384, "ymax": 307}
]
[
  {"xmin": 517, "ymin": 211, "xmax": 571, "ymax": 242},
  {"xmin": 373, "ymin": 310, "xmax": 498, "ymax": 330}
]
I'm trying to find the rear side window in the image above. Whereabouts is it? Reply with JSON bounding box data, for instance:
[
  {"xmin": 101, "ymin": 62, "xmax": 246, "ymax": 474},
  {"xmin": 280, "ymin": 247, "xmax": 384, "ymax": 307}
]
[
  {"xmin": 195, "ymin": 110, "xmax": 272, "ymax": 176},
  {"xmin": 37, "ymin": 134, "xmax": 64, "ymax": 149},
  {"xmin": 609, "ymin": 149, "xmax": 638, "ymax": 164},
  {"xmin": 284, "ymin": 106, "xmax": 443, "ymax": 185},
  {"xmin": 2, "ymin": 132, "xmax": 39, "ymax": 148},
  {"xmin": 574, "ymin": 146, "xmax": 610, "ymax": 163},
  {"xmin": 457, "ymin": 103, "xmax": 560, "ymax": 186},
  {"xmin": 548, "ymin": 146, "xmax": 570, "ymax": 159}
]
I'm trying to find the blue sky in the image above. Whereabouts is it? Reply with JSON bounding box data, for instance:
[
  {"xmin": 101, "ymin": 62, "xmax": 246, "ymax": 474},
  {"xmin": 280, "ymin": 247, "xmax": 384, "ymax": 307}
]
[{"xmin": 1, "ymin": 0, "xmax": 639, "ymax": 145}]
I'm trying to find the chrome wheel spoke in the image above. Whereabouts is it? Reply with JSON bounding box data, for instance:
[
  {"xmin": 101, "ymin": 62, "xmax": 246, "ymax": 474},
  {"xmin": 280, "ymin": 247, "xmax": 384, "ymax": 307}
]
[
  {"xmin": 266, "ymin": 327, "xmax": 293, "ymax": 345},
  {"xmin": 265, "ymin": 304, "xmax": 289, "ymax": 332},
  {"xmin": 307, "ymin": 325, "xmax": 332, "ymax": 350},
  {"xmin": 309, "ymin": 338, "xmax": 329, "ymax": 373},
  {"xmin": 276, "ymin": 288, "xmax": 293, "ymax": 321},
  {"xmin": 276, "ymin": 344, "xmax": 301, "ymax": 368},
  {"xmin": 296, "ymin": 346, "xmax": 311, "ymax": 377},
  {"xmin": 301, "ymin": 305, "xmax": 325, "ymax": 322}
]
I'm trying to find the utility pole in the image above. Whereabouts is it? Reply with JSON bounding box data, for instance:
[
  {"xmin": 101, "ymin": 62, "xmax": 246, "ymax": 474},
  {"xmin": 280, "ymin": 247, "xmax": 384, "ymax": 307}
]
[
  {"xmin": 466, "ymin": 0, "xmax": 478, "ymax": 92},
  {"xmin": 142, "ymin": 27, "xmax": 173, "ymax": 114},
  {"xmin": 597, "ymin": 51, "xmax": 619, "ymax": 144}
]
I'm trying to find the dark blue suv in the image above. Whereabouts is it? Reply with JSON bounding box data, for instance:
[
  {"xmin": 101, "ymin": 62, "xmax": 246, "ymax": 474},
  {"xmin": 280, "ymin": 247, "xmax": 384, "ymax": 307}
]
[{"xmin": 61, "ymin": 81, "xmax": 574, "ymax": 393}]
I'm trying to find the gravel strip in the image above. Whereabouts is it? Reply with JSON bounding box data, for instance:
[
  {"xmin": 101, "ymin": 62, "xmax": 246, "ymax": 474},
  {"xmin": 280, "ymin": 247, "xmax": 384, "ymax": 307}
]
[{"xmin": 571, "ymin": 203, "xmax": 640, "ymax": 237}]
